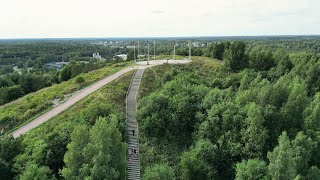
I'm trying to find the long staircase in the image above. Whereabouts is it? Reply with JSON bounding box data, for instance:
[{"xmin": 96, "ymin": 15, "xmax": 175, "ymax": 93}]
[{"xmin": 126, "ymin": 69, "xmax": 144, "ymax": 180}]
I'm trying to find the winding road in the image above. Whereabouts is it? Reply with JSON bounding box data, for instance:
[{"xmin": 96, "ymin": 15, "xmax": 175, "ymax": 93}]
[{"xmin": 11, "ymin": 59, "xmax": 191, "ymax": 138}]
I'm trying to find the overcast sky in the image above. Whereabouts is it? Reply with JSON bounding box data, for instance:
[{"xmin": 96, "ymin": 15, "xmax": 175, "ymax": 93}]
[{"xmin": 0, "ymin": 0, "xmax": 319, "ymax": 38}]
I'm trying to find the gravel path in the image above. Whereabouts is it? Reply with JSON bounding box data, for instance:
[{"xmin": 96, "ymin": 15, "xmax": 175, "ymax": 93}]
[{"xmin": 11, "ymin": 60, "xmax": 191, "ymax": 138}]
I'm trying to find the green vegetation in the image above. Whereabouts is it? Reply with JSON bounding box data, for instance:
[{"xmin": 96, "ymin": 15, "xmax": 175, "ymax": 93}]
[
  {"xmin": 1, "ymin": 37, "xmax": 320, "ymax": 179},
  {"xmin": 143, "ymin": 163, "xmax": 175, "ymax": 180},
  {"xmin": 62, "ymin": 117, "xmax": 126, "ymax": 179},
  {"xmin": 137, "ymin": 44, "xmax": 320, "ymax": 179},
  {"xmin": 0, "ymin": 62, "xmax": 131, "ymax": 135},
  {"xmin": 0, "ymin": 70, "xmax": 133, "ymax": 179}
]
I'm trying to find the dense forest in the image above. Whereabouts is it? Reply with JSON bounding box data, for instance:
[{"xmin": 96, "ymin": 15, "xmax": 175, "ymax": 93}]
[
  {"xmin": 1, "ymin": 38, "xmax": 320, "ymax": 179},
  {"xmin": 137, "ymin": 42, "xmax": 320, "ymax": 179}
]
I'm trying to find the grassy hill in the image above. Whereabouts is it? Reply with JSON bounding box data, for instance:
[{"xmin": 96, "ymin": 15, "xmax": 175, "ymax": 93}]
[{"xmin": 0, "ymin": 62, "xmax": 132, "ymax": 135}]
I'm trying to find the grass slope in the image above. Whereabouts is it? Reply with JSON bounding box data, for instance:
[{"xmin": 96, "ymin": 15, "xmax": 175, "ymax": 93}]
[
  {"xmin": 0, "ymin": 62, "xmax": 132, "ymax": 134},
  {"xmin": 13, "ymin": 71, "xmax": 134, "ymax": 177}
]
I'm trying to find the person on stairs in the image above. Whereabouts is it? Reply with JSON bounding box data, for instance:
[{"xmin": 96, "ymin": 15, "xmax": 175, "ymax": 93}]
[{"xmin": 132, "ymin": 129, "xmax": 135, "ymax": 136}]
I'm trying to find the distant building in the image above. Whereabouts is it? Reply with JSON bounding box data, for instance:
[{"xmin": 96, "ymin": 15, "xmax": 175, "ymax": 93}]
[
  {"xmin": 92, "ymin": 52, "xmax": 102, "ymax": 59},
  {"xmin": 45, "ymin": 62, "xmax": 68, "ymax": 69},
  {"xmin": 114, "ymin": 54, "xmax": 128, "ymax": 61}
]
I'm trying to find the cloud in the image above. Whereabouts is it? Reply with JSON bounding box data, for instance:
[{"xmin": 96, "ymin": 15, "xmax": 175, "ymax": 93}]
[
  {"xmin": 273, "ymin": 10, "xmax": 306, "ymax": 17},
  {"xmin": 151, "ymin": 10, "xmax": 165, "ymax": 14},
  {"xmin": 0, "ymin": 0, "xmax": 319, "ymax": 38}
]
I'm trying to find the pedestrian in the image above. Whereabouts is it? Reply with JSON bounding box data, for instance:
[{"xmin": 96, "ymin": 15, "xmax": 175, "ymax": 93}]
[
  {"xmin": 132, "ymin": 129, "xmax": 135, "ymax": 136},
  {"xmin": 133, "ymin": 148, "xmax": 137, "ymax": 156}
]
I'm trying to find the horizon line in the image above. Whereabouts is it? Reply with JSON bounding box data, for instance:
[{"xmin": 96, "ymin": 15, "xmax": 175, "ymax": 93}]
[{"xmin": 1, "ymin": 34, "xmax": 320, "ymax": 40}]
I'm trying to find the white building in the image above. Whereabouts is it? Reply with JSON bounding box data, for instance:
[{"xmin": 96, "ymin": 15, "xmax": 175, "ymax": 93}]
[
  {"xmin": 92, "ymin": 52, "xmax": 102, "ymax": 59},
  {"xmin": 115, "ymin": 54, "xmax": 128, "ymax": 61}
]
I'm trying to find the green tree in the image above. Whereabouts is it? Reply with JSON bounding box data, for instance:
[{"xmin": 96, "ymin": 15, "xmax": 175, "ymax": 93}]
[
  {"xmin": 71, "ymin": 63, "xmax": 83, "ymax": 78},
  {"xmin": 143, "ymin": 163, "xmax": 175, "ymax": 180},
  {"xmin": 0, "ymin": 159, "xmax": 11, "ymax": 180},
  {"xmin": 0, "ymin": 135, "xmax": 23, "ymax": 179},
  {"xmin": 224, "ymin": 41, "xmax": 247, "ymax": 71},
  {"xmin": 84, "ymin": 116, "xmax": 126, "ymax": 179},
  {"xmin": 304, "ymin": 93, "xmax": 320, "ymax": 133},
  {"xmin": 241, "ymin": 103, "xmax": 268, "ymax": 158},
  {"xmin": 248, "ymin": 46, "xmax": 275, "ymax": 71},
  {"xmin": 127, "ymin": 50, "xmax": 136, "ymax": 61},
  {"xmin": 212, "ymin": 43, "xmax": 225, "ymax": 60},
  {"xmin": 272, "ymin": 48, "xmax": 292, "ymax": 77},
  {"xmin": 302, "ymin": 93, "xmax": 320, "ymax": 165},
  {"xmin": 180, "ymin": 140, "xmax": 218, "ymax": 180},
  {"xmin": 75, "ymin": 76, "xmax": 85, "ymax": 86},
  {"xmin": 61, "ymin": 124, "xmax": 90, "ymax": 179},
  {"xmin": 306, "ymin": 166, "xmax": 320, "ymax": 180},
  {"xmin": 291, "ymin": 132, "xmax": 313, "ymax": 176},
  {"xmin": 7, "ymin": 85, "xmax": 24, "ymax": 101},
  {"xmin": 267, "ymin": 132, "xmax": 297, "ymax": 180},
  {"xmin": 281, "ymin": 79, "xmax": 309, "ymax": 136},
  {"xmin": 62, "ymin": 116, "xmax": 126, "ymax": 179},
  {"xmin": 17, "ymin": 61, "xmax": 24, "ymax": 68},
  {"xmin": 44, "ymin": 131, "xmax": 70, "ymax": 177},
  {"xmin": 20, "ymin": 163, "xmax": 55, "ymax": 180},
  {"xmin": 26, "ymin": 59, "xmax": 34, "ymax": 68},
  {"xmin": 235, "ymin": 159, "xmax": 267, "ymax": 180},
  {"xmin": 59, "ymin": 61, "xmax": 76, "ymax": 81}
]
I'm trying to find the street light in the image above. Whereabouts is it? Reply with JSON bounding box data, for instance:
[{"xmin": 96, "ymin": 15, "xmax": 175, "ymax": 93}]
[
  {"xmin": 173, "ymin": 40, "xmax": 176, "ymax": 60},
  {"xmin": 189, "ymin": 40, "xmax": 192, "ymax": 60},
  {"xmin": 154, "ymin": 40, "xmax": 156, "ymax": 61},
  {"xmin": 147, "ymin": 41, "xmax": 150, "ymax": 65}
]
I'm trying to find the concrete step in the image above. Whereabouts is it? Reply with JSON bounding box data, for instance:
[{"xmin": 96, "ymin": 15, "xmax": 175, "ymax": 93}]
[{"xmin": 126, "ymin": 69, "xmax": 144, "ymax": 180}]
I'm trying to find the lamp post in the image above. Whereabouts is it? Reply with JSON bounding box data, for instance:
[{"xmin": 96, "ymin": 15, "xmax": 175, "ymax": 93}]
[
  {"xmin": 137, "ymin": 41, "xmax": 140, "ymax": 62},
  {"xmin": 134, "ymin": 42, "xmax": 136, "ymax": 62},
  {"xmin": 154, "ymin": 40, "xmax": 156, "ymax": 61},
  {"xmin": 147, "ymin": 42, "xmax": 150, "ymax": 65},
  {"xmin": 173, "ymin": 40, "xmax": 176, "ymax": 60},
  {"xmin": 189, "ymin": 41, "xmax": 192, "ymax": 60}
]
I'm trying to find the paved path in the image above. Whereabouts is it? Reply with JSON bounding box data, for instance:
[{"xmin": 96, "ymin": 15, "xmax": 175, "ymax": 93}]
[
  {"xmin": 11, "ymin": 59, "xmax": 191, "ymax": 138},
  {"xmin": 127, "ymin": 69, "xmax": 144, "ymax": 180}
]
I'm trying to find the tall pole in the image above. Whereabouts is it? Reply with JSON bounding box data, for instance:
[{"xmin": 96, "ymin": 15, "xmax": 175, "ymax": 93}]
[
  {"xmin": 137, "ymin": 41, "xmax": 140, "ymax": 62},
  {"xmin": 147, "ymin": 42, "xmax": 150, "ymax": 65},
  {"xmin": 153, "ymin": 40, "xmax": 156, "ymax": 60},
  {"xmin": 134, "ymin": 42, "xmax": 136, "ymax": 62},
  {"xmin": 189, "ymin": 41, "xmax": 191, "ymax": 60},
  {"xmin": 173, "ymin": 41, "xmax": 176, "ymax": 60}
]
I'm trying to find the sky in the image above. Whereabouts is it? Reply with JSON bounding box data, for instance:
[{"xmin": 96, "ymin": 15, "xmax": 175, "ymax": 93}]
[{"xmin": 0, "ymin": 0, "xmax": 319, "ymax": 38}]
